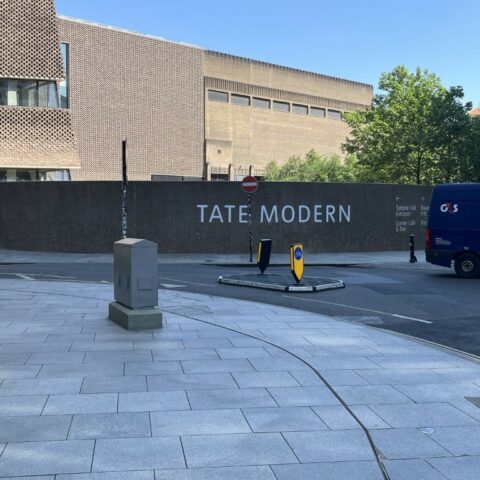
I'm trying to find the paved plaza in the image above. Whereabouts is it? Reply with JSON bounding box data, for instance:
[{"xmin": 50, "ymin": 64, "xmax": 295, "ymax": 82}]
[{"xmin": 0, "ymin": 278, "xmax": 479, "ymax": 479}]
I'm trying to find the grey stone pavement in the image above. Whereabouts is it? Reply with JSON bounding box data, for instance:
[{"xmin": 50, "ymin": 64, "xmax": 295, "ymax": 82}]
[
  {"xmin": 0, "ymin": 278, "xmax": 479, "ymax": 479},
  {"xmin": 0, "ymin": 249, "xmax": 422, "ymax": 266}
]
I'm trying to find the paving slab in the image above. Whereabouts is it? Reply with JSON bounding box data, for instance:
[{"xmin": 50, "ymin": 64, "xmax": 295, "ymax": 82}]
[
  {"xmin": 124, "ymin": 361, "xmax": 183, "ymax": 376},
  {"xmin": 118, "ymin": 391, "xmax": 190, "ymax": 412},
  {"xmin": 368, "ymin": 403, "xmax": 480, "ymax": 428},
  {"xmin": 428, "ymin": 456, "xmax": 480, "ymax": 480},
  {"xmin": 384, "ymin": 459, "xmax": 448, "ymax": 480},
  {"xmin": 155, "ymin": 466, "xmax": 276, "ymax": 480},
  {"xmin": 151, "ymin": 409, "xmax": 250, "ymax": 436},
  {"xmin": 0, "ymin": 440, "xmax": 94, "ymax": 476},
  {"xmin": 426, "ymin": 425, "xmax": 480, "ymax": 456},
  {"xmin": 147, "ymin": 372, "xmax": 237, "ymax": 391},
  {"xmin": 283, "ymin": 429, "xmax": 375, "ymax": 463},
  {"xmin": 0, "ymin": 395, "xmax": 47, "ymax": 416},
  {"xmin": 348, "ymin": 405, "xmax": 393, "ymax": 429},
  {"xmin": 0, "ymin": 364, "xmax": 41, "ymax": 378},
  {"xmin": 267, "ymin": 386, "xmax": 339, "ymax": 406},
  {"xmin": 182, "ymin": 432, "xmax": 298, "ymax": 467},
  {"xmin": 56, "ymin": 473, "xmax": 154, "ymax": 480},
  {"xmin": 0, "ymin": 414, "xmax": 72, "ymax": 442},
  {"xmin": 92, "ymin": 437, "xmax": 185, "ymax": 471},
  {"xmin": 333, "ymin": 384, "xmax": 413, "ymax": 405},
  {"xmin": 0, "ymin": 377, "xmax": 82, "ymax": 396},
  {"xmin": 242, "ymin": 406, "xmax": 328, "ymax": 432},
  {"xmin": 232, "ymin": 371, "xmax": 300, "ymax": 388},
  {"xmin": 215, "ymin": 347, "xmax": 272, "ymax": 359},
  {"xmin": 68, "ymin": 412, "xmax": 151, "ymax": 439},
  {"xmin": 370, "ymin": 428, "xmax": 452, "ymax": 459},
  {"xmin": 81, "ymin": 375, "xmax": 147, "ymax": 394},
  {"xmin": 186, "ymin": 388, "xmax": 277, "ymax": 409},
  {"xmin": 43, "ymin": 393, "xmax": 118, "ymax": 415},
  {"xmin": 181, "ymin": 358, "xmax": 254, "ymax": 374},
  {"xmin": 272, "ymin": 461, "xmax": 384, "ymax": 480}
]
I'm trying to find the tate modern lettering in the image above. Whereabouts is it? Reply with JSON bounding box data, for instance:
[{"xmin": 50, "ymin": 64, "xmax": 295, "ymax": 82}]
[{"xmin": 197, "ymin": 204, "xmax": 351, "ymax": 224}]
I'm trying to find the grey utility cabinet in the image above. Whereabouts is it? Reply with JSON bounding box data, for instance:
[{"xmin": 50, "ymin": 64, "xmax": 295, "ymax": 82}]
[{"xmin": 113, "ymin": 238, "xmax": 158, "ymax": 309}]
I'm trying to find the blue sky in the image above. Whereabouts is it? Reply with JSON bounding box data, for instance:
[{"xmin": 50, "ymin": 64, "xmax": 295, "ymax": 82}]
[{"xmin": 55, "ymin": 0, "xmax": 479, "ymax": 106}]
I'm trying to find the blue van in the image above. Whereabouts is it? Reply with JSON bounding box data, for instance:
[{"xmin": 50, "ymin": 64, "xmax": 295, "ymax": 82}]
[{"xmin": 426, "ymin": 184, "xmax": 480, "ymax": 278}]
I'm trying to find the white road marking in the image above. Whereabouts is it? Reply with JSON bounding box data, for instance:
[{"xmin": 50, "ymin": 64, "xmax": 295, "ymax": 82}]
[
  {"xmin": 159, "ymin": 277, "xmax": 217, "ymax": 288},
  {"xmin": 283, "ymin": 295, "xmax": 433, "ymax": 324},
  {"xmin": 15, "ymin": 274, "xmax": 35, "ymax": 281},
  {"xmin": 160, "ymin": 283, "xmax": 186, "ymax": 289}
]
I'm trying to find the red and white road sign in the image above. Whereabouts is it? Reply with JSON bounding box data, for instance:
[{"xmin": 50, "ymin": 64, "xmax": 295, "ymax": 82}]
[{"xmin": 241, "ymin": 176, "xmax": 258, "ymax": 194}]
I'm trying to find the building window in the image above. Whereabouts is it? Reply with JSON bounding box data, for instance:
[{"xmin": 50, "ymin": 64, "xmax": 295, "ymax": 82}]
[
  {"xmin": 327, "ymin": 109, "xmax": 342, "ymax": 120},
  {"xmin": 310, "ymin": 106, "xmax": 326, "ymax": 118},
  {"xmin": 273, "ymin": 101, "xmax": 290, "ymax": 112},
  {"xmin": 59, "ymin": 42, "xmax": 69, "ymax": 108},
  {"xmin": 0, "ymin": 79, "xmax": 59, "ymax": 108},
  {"xmin": 231, "ymin": 94, "xmax": 250, "ymax": 106},
  {"xmin": 292, "ymin": 104, "xmax": 308, "ymax": 115},
  {"xmin": 253, "ymin": 97, "xmax": 270, "ymax": 109},
  {"xmin": 0, "ymin": 170, "xmax": 6, "ymax": 182},
  {"xmin": 208, "ymin": 90, "xmax": 229, "ymax": 103}
]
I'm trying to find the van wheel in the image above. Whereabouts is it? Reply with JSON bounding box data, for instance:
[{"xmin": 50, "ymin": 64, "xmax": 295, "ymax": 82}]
[{"xmin": 454, "ymin": 253, "xmax": 480, "ymax": 278}]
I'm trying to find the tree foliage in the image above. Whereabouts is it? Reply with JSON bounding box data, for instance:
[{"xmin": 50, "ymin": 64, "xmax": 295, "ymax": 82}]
[
  {"xmin": 264, "ymin": 150, "xmax": 365, "ymax": 182},
  {"xmin": 343, "ymin": 65, "xmax": 479, "ymax": 184}
]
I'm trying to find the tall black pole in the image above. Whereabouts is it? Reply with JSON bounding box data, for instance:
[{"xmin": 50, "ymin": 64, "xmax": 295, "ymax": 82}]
[
  {"xmin": 121, "ymin": 139, "xmax": 128, "ymax": 239},
  {"xmin": 248, "ymin": 193, "xmax": 253, "ymax": 263}
]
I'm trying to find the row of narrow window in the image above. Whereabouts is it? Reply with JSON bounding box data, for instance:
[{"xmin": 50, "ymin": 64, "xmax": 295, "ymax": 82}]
[{"xmin": 207, "ymin": 89, "xmax": 343, "ymax": 120}]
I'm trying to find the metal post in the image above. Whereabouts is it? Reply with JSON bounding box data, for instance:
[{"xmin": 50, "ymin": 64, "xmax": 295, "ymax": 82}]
[
  {"xmin": 248, "ymin": 193, "xmax": 253, "ymax": 263},
  {"xmin": 121, "ymin": 139, "xmax": 128, "ymax": 239},
  {"xmin": 409, "ymin": 234, "xmax": 417, "ymax": 263}
]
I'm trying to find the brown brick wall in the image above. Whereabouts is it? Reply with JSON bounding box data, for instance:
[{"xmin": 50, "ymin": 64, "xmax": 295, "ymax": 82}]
[
  {"xmin": 0, "ymin": 107, "xmax": 79, "ymax": 169},
  {"xmin": 58, "ymin": 18, "xmax": 205, "ymax": 181},
  {"xmin": 0, "ymin": 0, "xmax": 64, "ymax": 80}
]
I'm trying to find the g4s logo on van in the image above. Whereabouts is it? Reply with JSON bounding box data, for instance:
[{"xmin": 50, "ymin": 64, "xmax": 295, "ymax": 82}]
[{"xmin": 440, "ymin": 202, "xmax": 459, "ymax": 214}]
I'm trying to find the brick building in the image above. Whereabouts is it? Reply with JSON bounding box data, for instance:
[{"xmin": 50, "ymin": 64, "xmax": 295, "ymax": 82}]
[
  {"xmin": 1, "ymin": 1, "xmax": 373, "ymax": 182},
  {"xmin": 0, "ymin": 0, "xmax": 79, "ymax": 181}
]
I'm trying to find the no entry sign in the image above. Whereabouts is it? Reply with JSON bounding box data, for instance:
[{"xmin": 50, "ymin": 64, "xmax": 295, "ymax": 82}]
[{"xmin": 241, "ymin": 176, "xmax": 258, "ymax": 194}]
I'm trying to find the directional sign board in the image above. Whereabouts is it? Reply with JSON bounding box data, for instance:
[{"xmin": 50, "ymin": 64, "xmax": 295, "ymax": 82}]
[
  {"xmin": 257, "ymin": 239, "xmax": 272, "ymax": 274},
  {"xmin": 241, "ymin": 176, "xmax": 258, "ymax": 194},
  {"xmin": 290, "ymin": 243, "xmax": 304, "ymax": 284}
]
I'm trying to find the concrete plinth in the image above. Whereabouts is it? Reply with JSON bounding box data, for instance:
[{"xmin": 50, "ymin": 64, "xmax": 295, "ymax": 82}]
[
  {"xmin": 218, "ymin": 273, "xmax": 345, "ymax": 292},
  {"xmin": 109, "ymin": 301, "xmax": 163, "ymax": 330}
]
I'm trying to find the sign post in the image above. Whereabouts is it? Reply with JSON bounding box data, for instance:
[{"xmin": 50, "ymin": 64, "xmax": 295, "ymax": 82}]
[
  {"xmin": 121, "ymin": 139, "xmax": 128, "ymax": 239},
  {"xmin": 241, "ymin": 176, "xmax": 258, "ymax": 263}
]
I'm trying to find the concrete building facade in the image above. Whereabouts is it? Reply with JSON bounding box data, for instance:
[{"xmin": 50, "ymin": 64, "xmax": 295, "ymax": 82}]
[
  {"xmin": 204, "ymin": 51, "xmax": 372, "ymax": 179},
  {"xmin": 1, "ymin": 1, "xmax": 373, "ymax": 182}
]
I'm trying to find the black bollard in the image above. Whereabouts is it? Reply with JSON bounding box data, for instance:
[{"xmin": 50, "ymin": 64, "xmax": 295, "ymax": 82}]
[{"xmin": 409, "ymin": 234, "xmax": 418, "ymax": 263}]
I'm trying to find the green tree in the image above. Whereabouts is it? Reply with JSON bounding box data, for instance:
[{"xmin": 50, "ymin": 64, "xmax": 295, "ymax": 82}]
[
  {"xmin": 343, "ymin": 65, "xmax": 477, "ymax": 185},
  {"xmin": 428, "ymin": 86, "xmax": 472, "ymax": 183},
  {"xmin": 463, "ymin": 115, "xmax": 480, "ymax": 181},
  {"xmin": 264, "ymin": 150, "xmax": 362, "ymax": 182}
]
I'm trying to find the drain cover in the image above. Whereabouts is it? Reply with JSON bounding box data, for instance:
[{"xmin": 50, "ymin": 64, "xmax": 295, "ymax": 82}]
[{"xmin": 466, "ymin": 397, "xmax": 480, "ymax": 408}]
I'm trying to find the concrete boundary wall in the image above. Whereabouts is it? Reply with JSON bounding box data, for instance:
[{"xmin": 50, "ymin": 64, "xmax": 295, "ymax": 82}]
[{"xmin": 0, "ymin": 182, "xmax": 433, "ymax": 254}]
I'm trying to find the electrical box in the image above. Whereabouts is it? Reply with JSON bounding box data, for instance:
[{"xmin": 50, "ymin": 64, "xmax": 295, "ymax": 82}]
[{"xmin": 113, "ymin": 238, "xmax": 158, "ymax": 309}]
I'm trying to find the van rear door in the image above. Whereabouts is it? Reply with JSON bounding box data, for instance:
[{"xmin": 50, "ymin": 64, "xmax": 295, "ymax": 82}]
[{"xmin": 428, "ymin": 188, "xmax": 480, "ymax": 261}]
